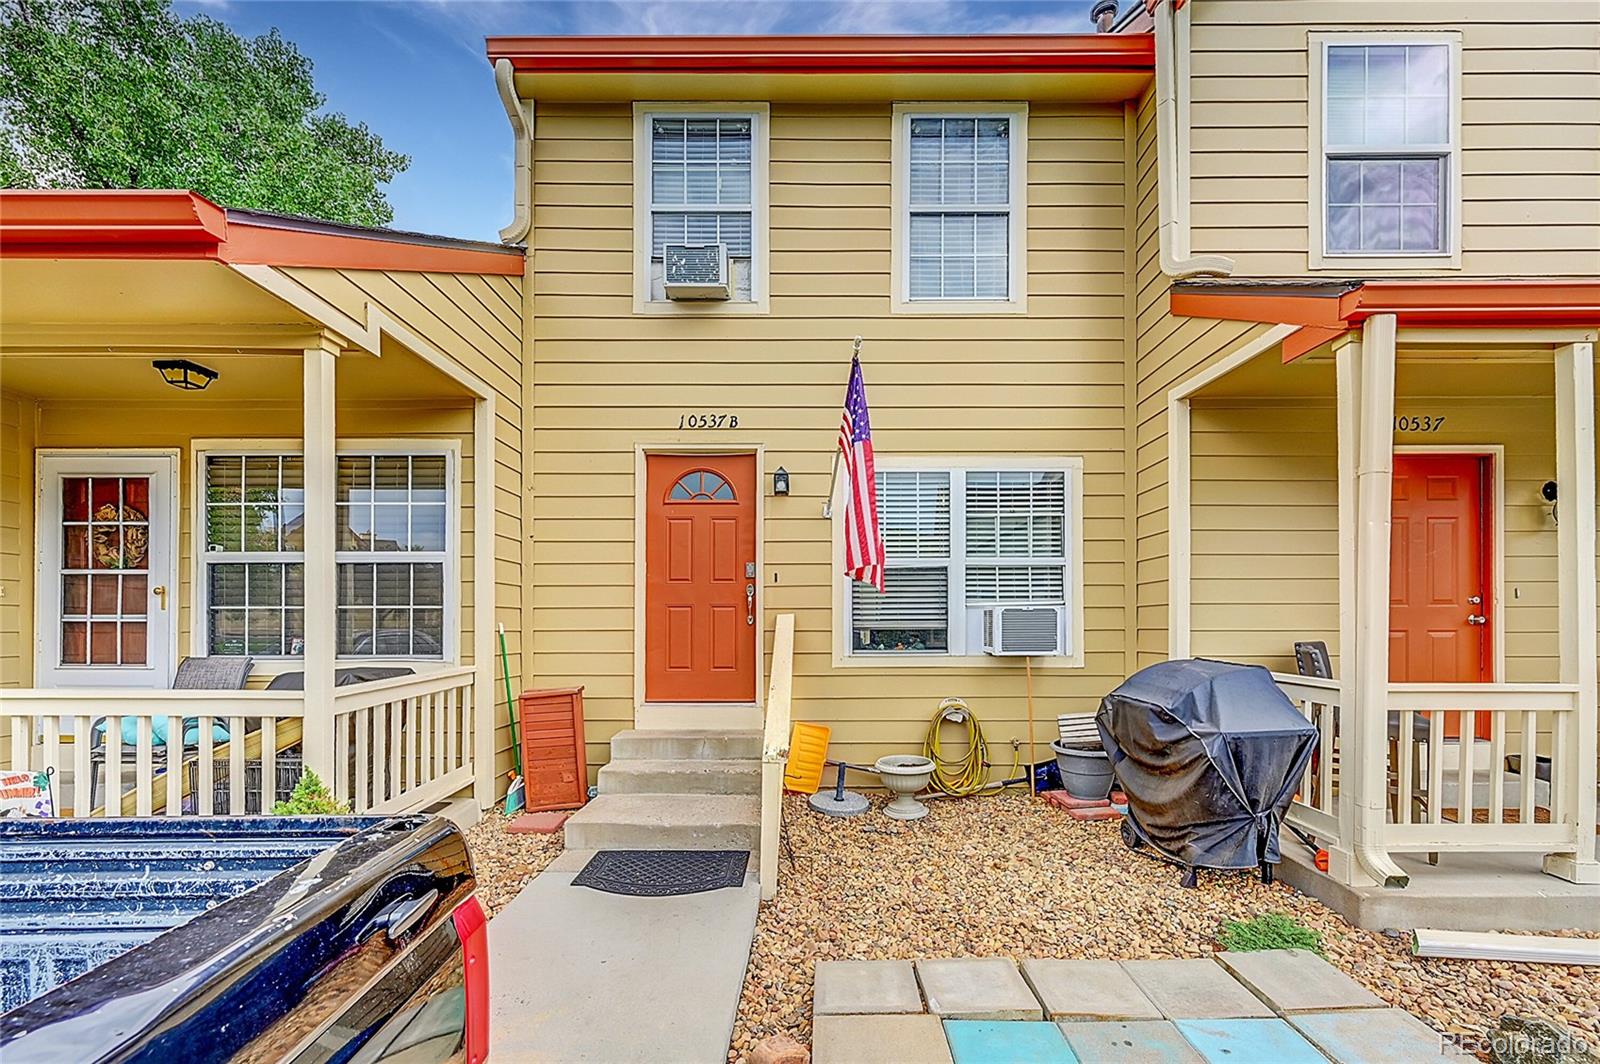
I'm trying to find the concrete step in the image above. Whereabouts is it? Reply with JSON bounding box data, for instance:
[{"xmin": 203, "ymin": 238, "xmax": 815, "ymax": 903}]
[
  {"xmin": 609, "ymin": 728, "xmax": 762, "ymax": 762},
  {"xmin": 598, "ymin": 758, "xmax": 761, "ymax": 796},
  {"xmin": 563, "ymin": 793, "xmax": 760, "ymax": 852}
]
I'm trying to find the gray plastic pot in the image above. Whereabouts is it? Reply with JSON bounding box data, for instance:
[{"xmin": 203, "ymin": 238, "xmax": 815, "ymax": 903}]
[{"xmin": 1051, "ymin": 740, "xmax": 1113, "ymax": 800}]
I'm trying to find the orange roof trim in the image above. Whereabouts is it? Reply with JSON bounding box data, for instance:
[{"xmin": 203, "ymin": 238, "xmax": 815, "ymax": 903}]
[
  {"xmin": 1170, "ymin": 280, "xmax": 1600, "ymax": 363},
  {"xmin": 0, "ymin": 190, "xmax": 524, "ymax": 276},
  {"xmin": 485, "ymin": 33, "xmax": 1154, "ymax": 74}
]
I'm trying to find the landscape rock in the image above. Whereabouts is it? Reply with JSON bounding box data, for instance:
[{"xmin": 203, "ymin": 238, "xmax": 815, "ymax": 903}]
[
  {"xmin": 1491, "ymin": 1015, "xmax": 1600, "ymax": 1064},
  {"xmin": 749, "ymin": 1033, "xmax": 810, "ymax": 1064}
]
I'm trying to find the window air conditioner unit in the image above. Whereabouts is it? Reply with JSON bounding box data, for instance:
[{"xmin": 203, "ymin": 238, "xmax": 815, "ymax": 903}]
[
  {"xmin": 982, "ymin": 605, "xmax": 1063, "ymax": 657},
  {"xmin": 663, "ymin": 242, "xmax": 731, "ymax": 300}
]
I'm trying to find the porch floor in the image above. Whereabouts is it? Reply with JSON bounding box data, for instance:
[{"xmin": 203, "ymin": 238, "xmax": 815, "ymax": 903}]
[{"xmin": 1275, "ymin": 833, "xmax": 1600, "ymax": 933}]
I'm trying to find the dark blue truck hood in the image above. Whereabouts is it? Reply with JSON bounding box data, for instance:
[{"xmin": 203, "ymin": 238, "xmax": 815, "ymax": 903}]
[{"xmin": 1, "ymin": 815, "xmax": 473, "ymax": 1063}]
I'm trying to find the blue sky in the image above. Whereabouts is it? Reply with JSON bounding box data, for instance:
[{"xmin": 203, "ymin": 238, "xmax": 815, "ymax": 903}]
[{"xmin": 176, "ymin": 1, "xmax": 1097, "ymax": 241}]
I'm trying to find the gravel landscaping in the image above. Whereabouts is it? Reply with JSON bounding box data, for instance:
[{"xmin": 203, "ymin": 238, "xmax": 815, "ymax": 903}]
[
  {"xmin": 464, "ymin": 809, "xmax": 564, "ymax": 916},
  {"xmin": 729, "ymin": 792, "xmax": 1598, "ymax": 1062}
]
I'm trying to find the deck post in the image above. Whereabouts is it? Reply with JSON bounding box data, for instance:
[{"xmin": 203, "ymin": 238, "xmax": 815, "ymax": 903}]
[
  {"xmin": 1349, "ymin": 314, "xmax": 1408, "ymax": 887},
  {"xmin": 1327, "ymin": 331, "xmax": 1366, "ymax": 885},
  {"xmin": 1545, "ymin": 341, "xmax": 1598, "ymax": 883},
  {"xmin": 301, "ymin": 336, "xmax": 340, "ymax": 789},
  {"xmin": 474, "ymin": 394, "xmax": 498, "ymax": 812}
]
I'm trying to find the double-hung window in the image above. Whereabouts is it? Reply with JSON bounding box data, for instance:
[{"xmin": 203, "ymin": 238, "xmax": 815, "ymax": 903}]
[
  {"xmin": 844, "ymin": 461, "xmax": 1079, "ymax": 662},
  {"xmin": 1314, "ymin": 35, "xmax": 1459, "ymax": 265},
  {"xmin": 639, "ymin": 108, "xmax": 766, "ymax": 307},
  {"xmin": 200, "ymin": 447, "xmax": 453, "ymax": 662},
  {"xmin": 895, "ymin": 105, "xmax": 1027, "ymax": 311}
]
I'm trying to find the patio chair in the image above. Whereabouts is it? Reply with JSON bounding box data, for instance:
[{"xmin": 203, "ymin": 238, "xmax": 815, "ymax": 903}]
[{"xmin": 89, "ymin": 656, "xmax": 253, "ymax": 812}]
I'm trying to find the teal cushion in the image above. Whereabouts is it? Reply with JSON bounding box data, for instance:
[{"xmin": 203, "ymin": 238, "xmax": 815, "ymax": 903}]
[{"xmin": 97, "ymin": 716, "xmax": 230, "ymax": 747}]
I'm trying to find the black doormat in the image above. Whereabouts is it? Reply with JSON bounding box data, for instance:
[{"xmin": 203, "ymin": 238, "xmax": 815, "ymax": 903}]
[{"xmin": 571, "ymin": 849, "xmax": 749, "ymax": 897}]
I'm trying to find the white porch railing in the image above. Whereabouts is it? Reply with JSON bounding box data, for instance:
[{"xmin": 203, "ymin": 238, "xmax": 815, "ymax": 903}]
[
  {"xmin": 759, "ymin": 614, "xmax": 796, "ymax": 902},
  {"xmin": 1, "ymin": 690, "xmax": 306, "ymax": 816},
  {"xmin": 330, "ymin": 666, "xmax": 476, "ymax": 814},
  {"xmin": 1271, "ymin": 674, "xmax": 1585, "ymax": 860},
  {"xmin": 1383, "ymin": 682, "xmax": 1581, "ymax": 853},
  {"xmin": 1273, "ymin": 673, "xmax": 1343, "ymax": 850}
]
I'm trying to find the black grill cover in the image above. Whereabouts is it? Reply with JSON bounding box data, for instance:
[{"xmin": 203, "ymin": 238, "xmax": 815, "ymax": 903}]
[{"xmin": 1096, "ymin": 659, "xmax": 1317, "ymax": 872}]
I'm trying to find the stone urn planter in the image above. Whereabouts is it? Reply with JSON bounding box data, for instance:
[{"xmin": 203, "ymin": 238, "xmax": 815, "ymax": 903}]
[
  {"xmin": 874, "ymin": 754, "xmax": 935, "ymax": 820},
  {"xmin": 1051, "ymin": 740, "xmax": 1113, "ymax": 800}
]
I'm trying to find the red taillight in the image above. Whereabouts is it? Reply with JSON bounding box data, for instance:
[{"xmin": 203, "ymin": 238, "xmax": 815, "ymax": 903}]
[{"xmin": 452, "ymin": 894, "xmax": 489, "ymax": 1064}]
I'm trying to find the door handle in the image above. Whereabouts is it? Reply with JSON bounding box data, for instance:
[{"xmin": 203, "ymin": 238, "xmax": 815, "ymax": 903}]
[
  {"xmin": 1467, "ymin": 614, "xmax": 1487, "ymax": 626},
  {"xmin": 152, "ymin": 586, "xmax": 167, "ymax": 611},
  {"xmin": 373, "ymin": 889, "xmax": 439, "ymax": 945},
  {"xmin": 746, "ymin": 583, "xmax": 755, "ymax": 626},
  {"xmin": 1467, "ymin": 595, "xmax": 1482, "ymax": 605}
]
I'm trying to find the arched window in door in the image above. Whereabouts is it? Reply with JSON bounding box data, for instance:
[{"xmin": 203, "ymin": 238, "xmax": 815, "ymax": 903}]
[{"xmin": 667, "ymin": 470, "xmax": 736, "ymax": 502}]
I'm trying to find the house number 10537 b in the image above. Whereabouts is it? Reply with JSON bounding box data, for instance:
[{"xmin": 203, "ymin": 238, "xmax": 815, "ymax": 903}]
[
  {"xmin": 679, "ymin": 413, "xmax": 739, "ymax": 429},
  {"xmin": 1394, "ymin": 415, "xmax": 1445, "ymax": 433}
]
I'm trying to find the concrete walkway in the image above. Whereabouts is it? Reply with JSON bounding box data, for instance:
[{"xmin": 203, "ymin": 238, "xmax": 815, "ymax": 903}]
[{"xmin": 488, "ymin": 850, "xmax": 760, "ymax": 1063}]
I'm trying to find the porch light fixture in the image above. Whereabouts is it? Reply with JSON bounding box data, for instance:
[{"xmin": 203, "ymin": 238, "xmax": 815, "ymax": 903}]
[
  {"xmin": 152, "ymin": 359, "xmax": 219, "ymax": 391},
  {"xmin": 773, "ymin": 467, "xmax": 790, "ymax": 496}
]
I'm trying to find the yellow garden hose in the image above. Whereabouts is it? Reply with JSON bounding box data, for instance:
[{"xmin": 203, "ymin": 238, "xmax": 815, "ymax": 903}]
[{"xmin": 923, "ymin": 697, "xmax": 1022, "ymax": 797}]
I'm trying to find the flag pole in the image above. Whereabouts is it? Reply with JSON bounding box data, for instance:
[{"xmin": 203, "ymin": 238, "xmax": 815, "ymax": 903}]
[{"xmin": 822, "ymin": 335, "xmax": 864, "ymax": 518}]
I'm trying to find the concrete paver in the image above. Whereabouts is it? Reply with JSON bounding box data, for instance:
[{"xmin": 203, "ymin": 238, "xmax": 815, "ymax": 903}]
[
  {"xmin": 1215, "ymin": 949, "xmax": 1384, "ymax": 1013},
  {"xmin": 812, "ymin": 1015, "xmax": 954, "ymax": 1064},
  {"xmin": 916, "ymin": 958, "xmax": 1045, "ymax": 1021},
  {"xmin": 945, "ymin": 1020, "xmax": 1078, "ymax": 1063},
  {"xmin": 1021, "ymin": 959, "xmax": 1163, "ymax": 1020},
  {"xmin": 1057, "ymin": 1020, "xmax": 1206, "ymax": 1063},
  {"xmin": 1174, "ymin": 1018, "xmax": 1326, "ymax": 1064},
  {"xmin": 814, "ymin": 959, "xmax": 924, "ymax": 1015},
  {"xmin": 1288, "ymin": 1008, "xmax": 1471, "ymax": 1062},
  {"xmin": 1120, "ymin": 959, "xmax": 1273, "ymax": 1020},
  {"xmin": 488, "ymin": 869, "xmax": 758, "ymax": 1062}
]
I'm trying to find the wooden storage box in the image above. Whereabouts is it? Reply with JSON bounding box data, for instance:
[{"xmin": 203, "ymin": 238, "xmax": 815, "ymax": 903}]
[{"xmin": 517, "ymin": 686, "xmax": 588, "ymax": 812}]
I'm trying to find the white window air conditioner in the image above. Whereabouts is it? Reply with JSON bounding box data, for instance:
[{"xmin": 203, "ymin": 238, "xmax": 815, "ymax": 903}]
[
  {"xmin": 663, "ymin": 242, "xmax": 731, "ymax": 300},
  {"xmin": 982, "ymin": 605, "xmax": 1063, "ymax": 657}
]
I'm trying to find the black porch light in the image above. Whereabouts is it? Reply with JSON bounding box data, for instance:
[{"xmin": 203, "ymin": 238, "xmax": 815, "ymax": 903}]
[
  {"xmin": 152, "ymin": 359, "xmax": 219, "ymax": 391},
  {"xmin": 773, "ymin": 467, "xmax": 790, "ymax": 496}
]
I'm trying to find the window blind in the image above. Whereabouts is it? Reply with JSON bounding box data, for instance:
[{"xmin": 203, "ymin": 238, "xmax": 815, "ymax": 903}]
[
  {"xmin": 877, "ymin": 470, "xmax": 951, "ymax": 559},
  {"xmin": 851, "ymin": 567, "xmax": 949, "ymax": 629},
  {"xmin": 965, "ymin": 470, "xmax": 1066, "ymax": 558},
  {"xmin": 907, "ymin": 115, "xmax": 1012, "ymax": 300}
]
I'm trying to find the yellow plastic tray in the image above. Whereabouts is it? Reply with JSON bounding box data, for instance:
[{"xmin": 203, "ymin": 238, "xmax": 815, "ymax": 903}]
[{"xmin": 783, "ymin": 721, "xmax": 831, "ymax": 794}]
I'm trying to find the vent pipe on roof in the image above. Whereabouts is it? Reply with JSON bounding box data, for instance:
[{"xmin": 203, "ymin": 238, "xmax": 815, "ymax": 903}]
[
  {"xmin": 495, "ymin": 58, "xmax": 533, "ymax": 246},
  {"xmin": 1092, "ymin": 0, "xmax": 1119, "ymax": 32}
]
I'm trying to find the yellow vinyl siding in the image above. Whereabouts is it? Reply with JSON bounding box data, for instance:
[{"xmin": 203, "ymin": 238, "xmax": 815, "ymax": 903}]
[
  {"xmin": 1187, "ymin": 392, "xmax": 1569, "ymax": 681},
  {"xmin": 281, "ymin": 268, "xmax": 527, "ymax": 786},
  {"xmin": 0, "ymin": 391, "xmax": 35, "ymax": 688},
  {"xmin": 1185, "ymin": 0, "xmax": 1600, "ymax": 276},
  {"xmin": 531, "ymin": 100, "xmax": 1135, "ymax": 776}
]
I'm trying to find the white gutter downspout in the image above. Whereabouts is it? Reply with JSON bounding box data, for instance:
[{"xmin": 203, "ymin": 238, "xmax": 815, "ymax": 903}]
[
  {"xmin": 496, "ymin": 57, "xmax": 533, "ymax": 245},
  {"xmin": 1153, "ymin": 0, "xmax": 1234, "ymax": 278}
]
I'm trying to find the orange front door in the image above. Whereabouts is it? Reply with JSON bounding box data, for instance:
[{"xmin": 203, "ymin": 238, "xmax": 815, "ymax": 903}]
[
  {"xmin": 645, "ymin": 454, "xmax": 757, "ymax": 702},
  {"xmin": 1389, "ymin": 453, "xmax": 1492, "ymax": 738}
]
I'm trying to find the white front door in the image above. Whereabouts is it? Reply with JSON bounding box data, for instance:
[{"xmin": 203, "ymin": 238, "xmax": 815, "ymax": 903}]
[{"xmin": 36, "ymin": 453, "xmax": 178, "ymax": 688}]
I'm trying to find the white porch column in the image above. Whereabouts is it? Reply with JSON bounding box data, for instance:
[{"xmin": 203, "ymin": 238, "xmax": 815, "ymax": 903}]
[
  {"xmin": 473, "ymin": 395, "xmax": 498, "ymax": 811},
  {"xmin": 1327, "ymin": 332, "xmax": 1367, "ymax": 885},
  {"xmin": 301, "ymin": 336, "xmax": 339, "ymax": 786},
  {"xmin": 1545, "ymin": 341, "xmax": 1598, "ymax": 883},
  {"xmin": 1348, "ymin": 314, "xmax": 1409, "ymax": 887}
]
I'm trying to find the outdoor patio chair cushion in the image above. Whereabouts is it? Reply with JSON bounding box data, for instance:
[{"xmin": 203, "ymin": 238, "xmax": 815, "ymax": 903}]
[{"xmin": 93, "ymin": 656, "xmax": 253, "ymax": 747}]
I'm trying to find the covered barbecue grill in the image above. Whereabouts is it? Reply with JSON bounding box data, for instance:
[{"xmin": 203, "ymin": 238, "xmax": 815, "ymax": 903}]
[{"xmin": 1096, "ymin": 659, "xmax": 1317, "ymax": 886}]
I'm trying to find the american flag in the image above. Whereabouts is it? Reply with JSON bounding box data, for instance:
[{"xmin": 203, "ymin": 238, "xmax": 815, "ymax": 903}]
[{"xmin": 838, "ymin": 354, "xmax": 885, "ymax": 591}]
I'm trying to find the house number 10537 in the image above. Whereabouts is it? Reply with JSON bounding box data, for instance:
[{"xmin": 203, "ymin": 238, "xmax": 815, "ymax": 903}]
[{"xmin": 679, "ymin": 413, "xmax": 739, "ymax": 429}]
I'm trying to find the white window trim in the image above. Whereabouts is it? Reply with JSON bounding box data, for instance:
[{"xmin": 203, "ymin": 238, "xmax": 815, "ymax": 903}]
[
  {"xmin": 1307, "ymin": 30, "xmax": 1463, "ymax": 271},
  {"xmin": 632, "ymin": 102, "xmax": 770, "ymax": 316},
  {"xmin": 831, "ymin": 455, "xmax": 1084, "ymax": 668},
  {"xmin": 891, "ymin": 102, "xmax": 1029, "ymax": 315},
  {"xmin": 190, "ymin": 438, "xmax": 462, "ymax": 673}
]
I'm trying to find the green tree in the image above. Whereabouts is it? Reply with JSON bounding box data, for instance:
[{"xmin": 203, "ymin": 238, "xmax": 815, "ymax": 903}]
[{"xmin": 0, "ymin": 0, "xmax": 409, "ymax": 226}]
